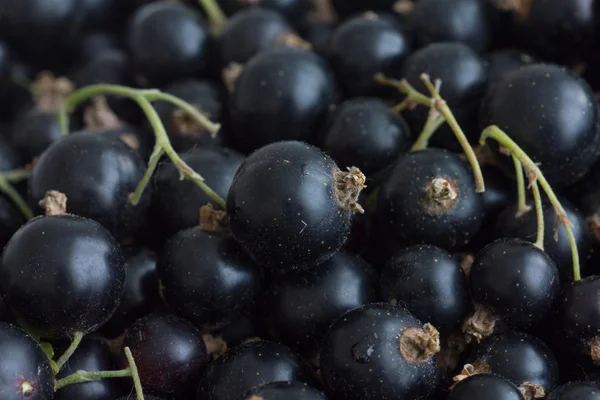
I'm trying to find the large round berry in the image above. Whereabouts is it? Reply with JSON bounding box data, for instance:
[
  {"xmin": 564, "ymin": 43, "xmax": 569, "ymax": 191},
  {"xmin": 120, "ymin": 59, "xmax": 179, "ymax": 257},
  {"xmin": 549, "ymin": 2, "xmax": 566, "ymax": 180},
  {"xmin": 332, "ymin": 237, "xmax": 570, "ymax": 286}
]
[
  {"xmin": 239, "ymin": 381, "xmax": 326, "ymax": 400},
  {"xmin": 119, "ymin": 313, "xmax": 208, "ymax": 399},
  {"xmin": 375, "ymin": 149, "xmax": 484, "ymax": 251},
  {"xmin": 0, "ymin": 322, "xmax": 54, "ymax": 400},
  {"xmin": 380, "ymin": 244, "xmax": 471, "ymax": 333},
  {"xmin": 0, "ymin": 215, "xmax": 125, "ymax": 338},
  {"xmin": 480, "ymin": 64, "xmax": 600, "ymax": 187},
  {"xmin": 320, "ymin": 303, "xmax": 439, "ymax": 400},
  {"xmin": 28, "ymin": 131, "xmax": 149, "ymax": 241},
  {"xmin": 547, "ymin": 381, "xmax": 600, "ymax": 400},
  {"xmin": 197, "ymin": 340, "xmax": 316, "ymax": 400},
  {"xmin": 127, "ymin": 2, "xmax": 209, "ymax": 85},
  {"xmin": 266, "ymin": 252, "xmax": 379, "ymax": 354},
  {"xmin": 227, "ymin": 141, "xmax": 365, "ymax": 272},
  {"xmin": 230, "ymin": 47, "xmax": 336, "ymax": 153},
  {"xmin": 449, "ymin": 374, "xmax": 524, "ymax": 400},
  {"xmin": 159, "ymin": 229, "xmax": 264, "ymax": 329}
]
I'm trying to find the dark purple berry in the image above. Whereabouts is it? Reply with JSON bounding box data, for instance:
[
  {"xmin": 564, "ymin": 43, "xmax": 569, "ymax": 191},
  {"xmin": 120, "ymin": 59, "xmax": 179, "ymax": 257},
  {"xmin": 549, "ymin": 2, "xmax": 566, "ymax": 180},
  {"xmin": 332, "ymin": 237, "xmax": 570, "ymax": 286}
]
[
  {"xmin": 547, "ymin": 381, "xmax": 600, "ymax": 400},
  {"xmin": 449, "ymin": 374, "xmax": 524, "ymax": 400}
]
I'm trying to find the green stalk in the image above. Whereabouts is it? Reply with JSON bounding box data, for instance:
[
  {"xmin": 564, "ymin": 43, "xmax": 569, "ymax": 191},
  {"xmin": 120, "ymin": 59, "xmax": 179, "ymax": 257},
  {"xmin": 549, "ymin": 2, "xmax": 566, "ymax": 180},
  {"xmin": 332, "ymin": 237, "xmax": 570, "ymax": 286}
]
[
  {"xmin": 512, "ymin": 155, "xmax": 529, "ymax": 217},
  {"xmin": 530, "ymin": 179, "xmax": 544, "ymax": 250},
  {"xmin": 197, "ymin": 0, "xmax": 228, "ymax": 35},
  {"xmin": 55, "ymin": 368, "xmax": 132, "ymax": 390},
  {"xmin": 0, "ymin": 173, "xmax": 33, "ymax": 220},
  {"xmin": 55, "ymin": 332, "xmax": 84, "ymax": 372},
  {"xmin": 124, "ymin": 347, "xmax": 145, "ymax": 400},
  {"xmin": 480, "ymin": 125, "xmax": 580, "ymax": 281},
  {"xmin": 411, "ymin": 113, "xmax": 446, "ymax": 151}
]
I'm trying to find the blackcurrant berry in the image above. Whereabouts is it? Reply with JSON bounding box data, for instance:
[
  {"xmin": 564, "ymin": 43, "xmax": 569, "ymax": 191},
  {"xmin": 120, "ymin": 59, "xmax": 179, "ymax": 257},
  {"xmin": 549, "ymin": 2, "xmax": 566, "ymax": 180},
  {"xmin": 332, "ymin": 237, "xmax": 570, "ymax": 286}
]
[
  {"xmin": 407, "ymin": 0, "xmax": 490, "ymax": 52},
  {"xmin": 375, "ymin": 149, "xmax": 484, "ymax": 251},
  {"xmin": 77, "ymin": 32, "xmax": 122, "ymax": 65},
  {"xmin": 159, "ymin": 228, "xmax": 264, "ymax": 329},
  {"xmin": 480, "ymin": 64, "xmax": 600, "ymax": 187},
  {"xmin": 218, "ymin": 0, "xmax": 311, "ymax": 24},
  {"xmin": 320, "ymin": 303, "xmax": 439, "ymax": 400},
  {"xmin": 218, "ymin": 8, "xmax": 292, "ymax": 68},
  {"xmin": 322, "ymin": 97, "xmax": 412, "ymax": 178},
  {"xmin": 227, "ymin": 141, "xmax": 365, "ymax": 272},
  {"xmin": 151, "ymin": 79, "xmax": 227, "ymax": 152},
  {"xmin": 401, "ymin": 42, "xmax": 488, "ymax": 150},
  {"xmin": 0, "ymin": 322, "xmax": 54, "ymax": 400},
  {"xmin": 467, "ymin": 239, "xmax": 560, "ymax": 340},
  {"xmin": 465, "ymin": 331, "xmax": 559, "ymax": 394},
  {"xmin": 239, "ymin": 381, "xmax": 326, "ymax": 400},
  {"xmin": 485, "ymin": 49, "xmax": 539, "ymax": 90},
  {"xmin": 55, "ymin": 335, "xmax": 126, "ymax": 400},
  {"xmin": 449, "ymin": 374, "xmax": 524, "ymax": 400},
  {"xmin": 10, "ymin": 109, "xmax": 62, "ymax": 162},
  {"xmin": 266, "ymin": 252, "xmax": 379, "ymax": 354},
  {"xmin": 494, "ymin": 197, "xmax": 592, "ymax": 282},
  {"xmin": 0, "ymin": 215, "xmax": 125, "ymax": 338},
  {"xmin": 127, "ymin": 2, "xmax": 209, "ymax": 85},
  {"xmin": 328, "ymin": 12, "xmax": 411, "ymax": 97},
  {"xmin": 547, "ymin": 381, "xmax": 600, "ymax": 400},
  {"xmin": 28, "ymin": 131, "xmax": 150, "ymax": 241},
  {"xmin": 380, "ymin": 244, "xmax": 471, "ymax": 334},
  {"xmin": 230, "ymin": 47, "xmax": 337, "ymax": 153},
  {"xmin": 100, "ymin": 247, "xmax": 160, "ymax": 338},
  {"xmin": 197, "ymin": 340, "xmax": 316, "ymax": 400},
  {"xmin": 119, "ymin": 313, "xmax": 208, "ymax": 399}
]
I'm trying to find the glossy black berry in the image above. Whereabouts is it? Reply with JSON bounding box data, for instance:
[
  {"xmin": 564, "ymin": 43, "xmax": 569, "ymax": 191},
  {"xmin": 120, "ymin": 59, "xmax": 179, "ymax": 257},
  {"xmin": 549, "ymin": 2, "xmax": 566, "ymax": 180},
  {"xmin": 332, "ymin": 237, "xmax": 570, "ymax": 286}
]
[
  {"xmin": 28, "ymin": 131, "xmax": 150, "ymax": 241},
  {"xmin": 151, "ymin": 79, "xmax": 227, "ymax": 152},
  {"xmin": 470, "ymin": 239, "xmax": 560, "ymax": 332},
  {"xmin": 380, "ymin": 245, "xmax": 471, "ymax": 333},
  {"xmin": 197, "ymin": 340, "xmax": 316, "ymax": 400},
  {"xmin": 10, "ymin": 109, "xmax": 62, "ymax": 162},
  {"xmin": 0, "ymin": 215, "xmax": 125, "ymax": 338},
  {"xmin": 239, "ymin": 381, "xmax": 326, "ymax": 400},
  {"xmin": 230, "ymin": 47, "xmax": 337, "ymax": 153},
  {"xmin": 120, "ymin": 313, "xmax": 208, "ymax": 399},
  {"xmin": 328, "ymin": 13, "xmax": 411, "ymax": 97},
  {"xmin": 480, "ymin": 64, "xmax": 600, "ymax": 187},
  {"xmin": 559, "ymin": 276, "xmax": 600, "ymax": 360},
  {"xmin": 227, "ymin": 141, "xmax": 364, "ymax": 272},
  {"xmin": 467, "ymin": 331, "xmax": 559, "ymax": 392},
  {"xmin": 218, "ymin": 0, "xmax": 311, "ymax": 23},
  {"xmin": 494, "ymin": 197, "xmax": 592, "ymax": 282},
  {"xmin": 407, "ymin": 0, "xmax": 490, "ymax": 52},
  {"xmin": 127, "ymin": 2, "xmax": 209, "ymax": 85},
  {"xmin": 266, "ymin": 252, "xmax": 379, "ymax": 354},
  {"xmin": 322, "ymin": 97, "xmax": 412, "ymax": 177},
  {"xmin": 151, "ymin": 146, "xmax": 243, "ymax": 238},
  {"xmin": 159, "ymin": 228, "xmax": 264, "ymax": 329},
  {"xmin": 375, "ymin": 149, "xmax": 484, "ymax": 251},
  {"xmin": 320, "ymin": 303, "xmax": 439, "ymax": 400},
  {"xmin": 100, "ymin": 247, "xmax": 160, "ymax": 338},
  {"xmin": 55, "ymin": 335, "xmax": 125, "ymax": 400},
  {"xmin": 401, "ymin": 42, "xmax": 488, "ymax": 151},
  {"xmin": 449, "ymin": 374, "xmax": 524, "ymax": 400},
  {"xmin": 547, "ymin": 381, "xmax": 600, "ymax": 400},
  {"xmin": 485, "ymin": 49, "xmax": 539, "ymax": 90},
  {"xmin": 218, "ymin": 8, "xmax": 292, "ymax": 67},
  {"xmin": 0, "ymin": 322, "xmax": 54, "ymax": 400}
]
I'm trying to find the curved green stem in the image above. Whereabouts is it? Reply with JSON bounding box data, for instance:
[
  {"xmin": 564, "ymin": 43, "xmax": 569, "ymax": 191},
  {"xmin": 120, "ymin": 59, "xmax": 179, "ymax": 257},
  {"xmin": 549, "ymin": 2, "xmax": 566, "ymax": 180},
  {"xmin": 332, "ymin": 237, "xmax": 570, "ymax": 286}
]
[
  {"xmin": 420, "ymin": 74, "xmax": 485, "ymax": 193},
  {"xmin": 480, "ymin": 125, "xmax": 580, "ymax": 281},
  {"xmin": 374, "ymin": 74, "xmax": 433, "ymax": 110},
  {"xmin": 530, "ymin": 179, "xmax": 544, "ymax": 250},
  {"xmin": 411, "ymin": 113, "xmax": 446, "ymax": 151},
  {"xmin": 55, "ymin": 332, "xmax": 84, "ymax": 372},
  {"xmin": 124, "ymin": 347, "xmax": 145, "ymax": 400},
  {"xmin": 55, "ymin": 368, "xmax": 132, "ymax": 390},
  {"xmin": 57, "ymin": 84, "xmax": 226, "ymax": 209},
  {"xmin": 0, "ymin": 174, "xmax": 33, "ymax": 220},
  {"xmin": 198, "ymin": 0, "xmax": 228, "ymax": 35},
  {"xmin": 512, "ymin": 155, "xmax": 529, "ymax": 217}
]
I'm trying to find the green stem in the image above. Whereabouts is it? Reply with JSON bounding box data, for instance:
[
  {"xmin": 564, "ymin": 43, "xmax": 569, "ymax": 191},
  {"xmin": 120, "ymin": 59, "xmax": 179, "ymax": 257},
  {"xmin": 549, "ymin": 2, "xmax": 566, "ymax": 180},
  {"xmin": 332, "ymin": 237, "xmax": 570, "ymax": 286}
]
[
  {"xmin": 530, "ymin": 179, "xmax": 544, "ymax": 250},
  {"xmin": 374, "ymin": 74, "xmax": 433, "ymax": 108},
  {"xmin": 197, "ymin": 0, "xmax": 228, "ymax": 35},
  {"xmin": 135, "ymin": 96, "xmax": 226, "ymax": 209},
  {"xmin": 512, "ymin": 155, "xmax": 529, "ymax": 216},
  {"xmin": 124, "ymin": 347, "xmax": 145, "ymax": 400},
  {"xmin": 129, "ymin": 143, "xmax": 164, "ymax": 206},
  {"xmin": 55, "ymin": 368, "xmax": 132, "ymax": 391},
  {"xmin": 0, "ymin": 175, "xmax": 33, "ymax": 219},
  {"xmin": 411, "ymin": 113, "xmax": 446, "ymax": 151},
  {"xmin": 480, "ymin": 125, "xmax": 580, "ymax": 281},
  {"xmin": 420, "ymin": 74, "xmax": 485, "ymax": 193},
  {"xmin": 55, "ymin": 332, "xmax": 84, "ymax": 372}
]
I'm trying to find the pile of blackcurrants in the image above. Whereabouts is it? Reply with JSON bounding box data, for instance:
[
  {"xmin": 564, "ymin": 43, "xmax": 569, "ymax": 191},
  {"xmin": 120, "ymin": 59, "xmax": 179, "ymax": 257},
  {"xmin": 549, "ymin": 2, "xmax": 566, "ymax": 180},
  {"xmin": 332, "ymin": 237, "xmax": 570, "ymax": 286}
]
[{"xmin": 1, "ymin": 0, "xmax": 600, "ymax": 399}]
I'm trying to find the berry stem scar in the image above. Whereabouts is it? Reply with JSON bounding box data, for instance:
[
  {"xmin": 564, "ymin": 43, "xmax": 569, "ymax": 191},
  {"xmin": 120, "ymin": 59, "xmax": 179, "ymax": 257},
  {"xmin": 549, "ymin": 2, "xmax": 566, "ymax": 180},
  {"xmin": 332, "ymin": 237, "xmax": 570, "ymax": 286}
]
[
  {"xmin": 57, "ymin": 84, "xmax": 226, "ymax": 209},
  {"xmin": 480, "ymin": 125, "xmax": 580, "ymax": 281}
]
